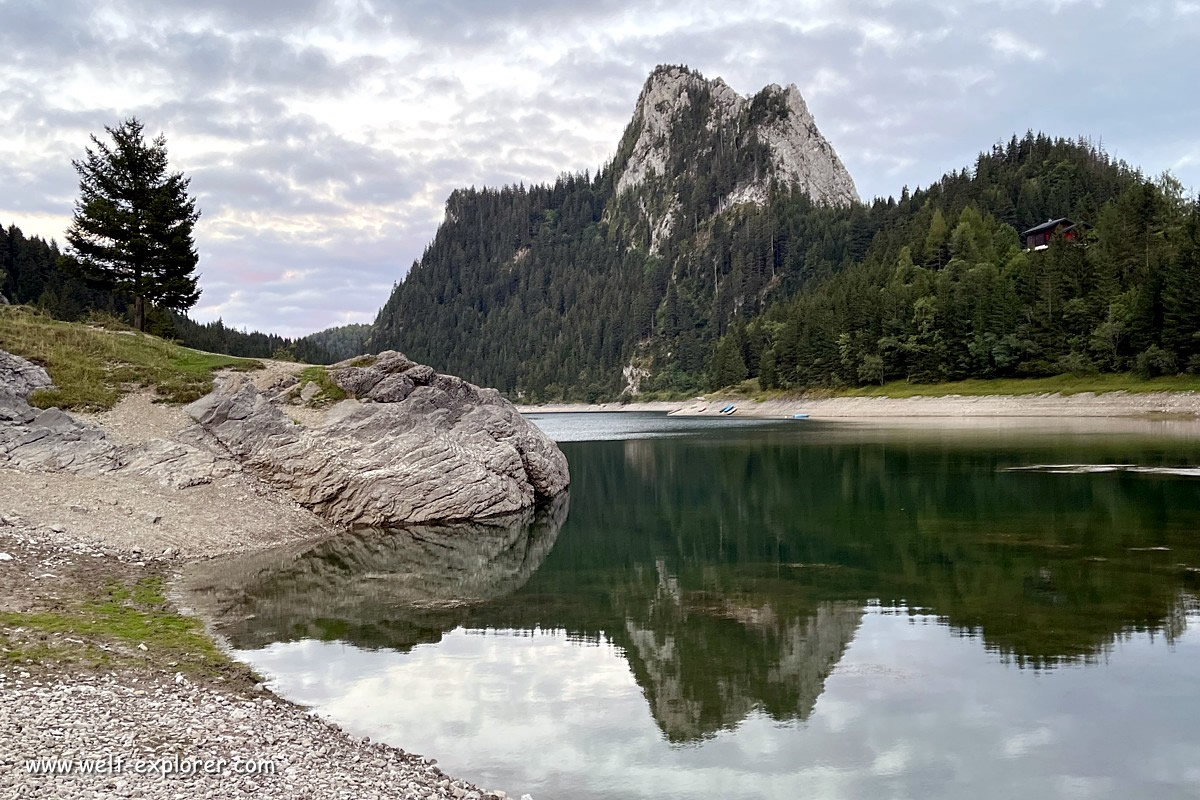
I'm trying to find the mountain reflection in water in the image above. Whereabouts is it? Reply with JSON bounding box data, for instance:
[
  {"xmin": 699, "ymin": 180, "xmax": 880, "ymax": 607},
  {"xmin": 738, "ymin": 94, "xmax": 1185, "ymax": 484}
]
[{"xmin": 182, "ymin": 415, "xmax": 1200, "ymax": 800}]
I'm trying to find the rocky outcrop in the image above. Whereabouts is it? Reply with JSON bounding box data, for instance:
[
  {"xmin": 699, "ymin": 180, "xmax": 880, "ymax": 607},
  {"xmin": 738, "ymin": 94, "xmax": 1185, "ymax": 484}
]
[
  {"xmin": 616, "ymin": 65, "xmax": 857, "ymax": 208},
  {"xmin": 0, "ymin": 349, "xmax": 52, "ymax": 404},
  {"xmin": 186, "ymin": 351, "xmax": 570, "ymax": 527},
  {"xmin": 0, "ymin": 349, "xmax": 234, "ymax": 488}
]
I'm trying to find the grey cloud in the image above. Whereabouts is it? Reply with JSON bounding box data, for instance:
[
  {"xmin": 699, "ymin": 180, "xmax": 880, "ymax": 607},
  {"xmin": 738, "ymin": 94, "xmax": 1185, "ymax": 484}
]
[
  {"xmin": 359, "ymin": 0, "xmax": 647, "ymax": 47},
  {"xmin": 1, "ymin": 0, "xmax": 1196, "ymax": 336}
]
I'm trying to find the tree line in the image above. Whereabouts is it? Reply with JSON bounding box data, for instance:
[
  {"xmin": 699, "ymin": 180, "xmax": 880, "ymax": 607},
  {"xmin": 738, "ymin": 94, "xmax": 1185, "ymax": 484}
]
[{"xmin": 0, "ymin": 221, "xmax": 359, "ymax": 363}]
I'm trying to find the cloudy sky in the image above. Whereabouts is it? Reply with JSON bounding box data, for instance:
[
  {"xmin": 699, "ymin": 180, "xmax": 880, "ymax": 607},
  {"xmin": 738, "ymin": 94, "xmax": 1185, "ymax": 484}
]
[{"xmin": 2, "ymin": 0, "xmax": 1197, "ymax": 337}]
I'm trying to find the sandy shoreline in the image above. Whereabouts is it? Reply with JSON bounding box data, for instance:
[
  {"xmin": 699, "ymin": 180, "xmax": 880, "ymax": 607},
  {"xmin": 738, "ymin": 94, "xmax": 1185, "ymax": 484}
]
[{"xmin": 519, "ymin": 390, "xmax": 1200, "ymax": 419}]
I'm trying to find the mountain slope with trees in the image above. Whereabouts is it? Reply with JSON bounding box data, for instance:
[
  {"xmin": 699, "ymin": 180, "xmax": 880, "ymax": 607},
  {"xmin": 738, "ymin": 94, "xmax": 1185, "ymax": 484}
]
[{"xmin": 372, "ymin": 65, "xmax": 1198, "ymax": 401}]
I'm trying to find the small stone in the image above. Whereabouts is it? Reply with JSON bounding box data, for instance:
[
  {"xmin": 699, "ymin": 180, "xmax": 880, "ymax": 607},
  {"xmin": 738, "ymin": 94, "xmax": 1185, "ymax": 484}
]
[
  {"xmin": 48, "ymin": 523, "xmax": 66, "ymax": 533},
  {"xmin": 0, "ymin": 552, "xmax": 11, "ymax": 561},
  {"xmin": 137, "ymin": 642, "xmax": 148, "ymax": 651},
  {"xmin": 141, "ymin": 513, "xmax": 162, "ymax": 525}
]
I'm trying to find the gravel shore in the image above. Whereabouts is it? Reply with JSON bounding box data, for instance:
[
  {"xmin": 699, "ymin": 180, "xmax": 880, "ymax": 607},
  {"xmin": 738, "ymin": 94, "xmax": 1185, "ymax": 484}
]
[
  {"xmin": 519, "ymin": 390, "xmax": 1200, "ymax": 419},
  {"xmin": 1, "ymin": 670, "xmax": 507, "ymax": 800}
]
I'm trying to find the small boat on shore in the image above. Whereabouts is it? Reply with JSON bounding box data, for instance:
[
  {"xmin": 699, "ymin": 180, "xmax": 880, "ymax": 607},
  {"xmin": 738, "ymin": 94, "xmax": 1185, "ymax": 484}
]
[{"xmin": 792, "ymin": 413, "xmax": 810, "ymax": 419}]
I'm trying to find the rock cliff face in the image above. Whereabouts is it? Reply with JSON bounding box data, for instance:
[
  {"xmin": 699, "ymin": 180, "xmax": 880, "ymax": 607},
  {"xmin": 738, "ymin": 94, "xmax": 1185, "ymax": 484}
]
[
  {"xmin": 615, "ymin": 65, "xmax": 857, "ymax": 249},
  {"xmin": 186, "ymin": 352, "xmax": 570, "ymax": 527}
]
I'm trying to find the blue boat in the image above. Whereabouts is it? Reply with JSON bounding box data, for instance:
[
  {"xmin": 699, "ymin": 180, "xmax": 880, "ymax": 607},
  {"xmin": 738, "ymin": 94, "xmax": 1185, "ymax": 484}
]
[
  {"xmin": 720, "ymin": 404, "xmax": 734, "ymax": 413},
  {"xmin": 792, "ymin": 413, "xmax": 810, "ymax": 420}
]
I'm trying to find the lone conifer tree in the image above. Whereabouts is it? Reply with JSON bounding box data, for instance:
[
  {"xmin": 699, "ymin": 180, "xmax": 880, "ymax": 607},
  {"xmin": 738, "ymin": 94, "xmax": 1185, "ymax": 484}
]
[{"xmin": 67, "ymin": 118, "xmax": 200, "ymax": 331}]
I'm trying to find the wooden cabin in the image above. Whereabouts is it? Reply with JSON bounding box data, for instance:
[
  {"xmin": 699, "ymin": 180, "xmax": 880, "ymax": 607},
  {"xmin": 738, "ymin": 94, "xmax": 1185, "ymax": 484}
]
[{"xmin": 1022, "ymin": 218, "xmax": 1089, "ymax": 251}]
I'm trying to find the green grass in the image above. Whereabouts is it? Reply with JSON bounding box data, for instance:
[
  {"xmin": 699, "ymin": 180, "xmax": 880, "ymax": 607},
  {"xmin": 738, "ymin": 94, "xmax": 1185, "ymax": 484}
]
[
  {"xmin": 297, "ymin": 364, "xmax": 347, "ymax": 406},
  {"xmin": 711, "ymin": 373, "xmax": 1200, "ymax": 402},
  {"xmin": 0, "ymin": 305, "xmax": 261, "ymax": 411},
  {"xmin": 837, "ymin": 373, "xmax": 1200, "ymax": 398},
  {"xmin": 0, "ymin": 577, "xmax": 232, "ymax": 676}
]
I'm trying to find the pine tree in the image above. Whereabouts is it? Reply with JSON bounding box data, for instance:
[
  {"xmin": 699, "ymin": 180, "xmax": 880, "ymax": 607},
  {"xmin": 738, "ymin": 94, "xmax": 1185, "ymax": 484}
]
[
  {"xmin": 710, "ymin": 333, "xmax": 748, "ymax": 389},
  {"xmin": 66, "ymin": 118, "xmax": 200, "ymax": 331},
  {"xmin": 759, "ymin": 347, "xmax": 778, "ymax": 389},
  {"xmin": 1162, "ymin": 203, "xmax": 1200, "ymax": 369}
]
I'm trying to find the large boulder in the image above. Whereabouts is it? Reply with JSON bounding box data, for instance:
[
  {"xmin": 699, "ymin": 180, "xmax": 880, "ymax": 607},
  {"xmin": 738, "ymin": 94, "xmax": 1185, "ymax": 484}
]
[{"xmin": 186, "ymin": 352, "xmax": 570, "ymax": 527}]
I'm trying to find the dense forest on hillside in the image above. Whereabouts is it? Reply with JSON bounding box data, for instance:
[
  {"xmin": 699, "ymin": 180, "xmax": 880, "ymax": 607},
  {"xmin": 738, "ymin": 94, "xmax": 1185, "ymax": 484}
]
[
  {"xmin": 373, "ymin": 133, "xmax": 1199, "ymax": 400},
  {"xmin": 0, "ymin": 225, "xmax": 353, "ymax": 364}
]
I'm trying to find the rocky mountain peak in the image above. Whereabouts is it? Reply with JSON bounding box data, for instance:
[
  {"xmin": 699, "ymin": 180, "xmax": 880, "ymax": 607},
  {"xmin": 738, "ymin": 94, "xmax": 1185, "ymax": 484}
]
[{"xmin": 615, "ymin": 65, "xmax": 858, "ymax": 216}]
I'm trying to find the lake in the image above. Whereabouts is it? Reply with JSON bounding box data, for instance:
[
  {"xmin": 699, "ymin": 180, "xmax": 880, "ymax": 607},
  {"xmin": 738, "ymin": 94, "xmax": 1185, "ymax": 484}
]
[{"xmin": 185, "ymin": 414, "xmax": 1200, "ymax": 799}]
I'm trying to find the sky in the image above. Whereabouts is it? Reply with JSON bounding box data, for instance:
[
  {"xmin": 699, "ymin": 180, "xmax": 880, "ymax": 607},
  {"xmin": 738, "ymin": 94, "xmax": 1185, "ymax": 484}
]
[{"xmin": 2, "ymin": 0, "xmax": 1197, "ymax": 337}]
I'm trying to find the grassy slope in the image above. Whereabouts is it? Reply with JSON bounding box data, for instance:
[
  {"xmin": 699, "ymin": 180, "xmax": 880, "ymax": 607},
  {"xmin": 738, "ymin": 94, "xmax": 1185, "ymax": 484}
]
[
  {"xmin": 0, "ymin": 306, "xmax": 260, "ymax": 411},
  {"xmin": 718, "ymin": 373, "xmax": 1200, "ymax": 403},
  {"xmin": 839, "ymin": 373, "xmax": 1200, "ymax": 398}
]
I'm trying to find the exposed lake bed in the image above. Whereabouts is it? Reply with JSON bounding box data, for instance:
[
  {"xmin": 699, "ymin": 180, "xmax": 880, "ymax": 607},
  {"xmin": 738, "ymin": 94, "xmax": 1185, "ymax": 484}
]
[{"xmin": 184, "ymin": 412, "xmax": 1200, "ymax": 800}]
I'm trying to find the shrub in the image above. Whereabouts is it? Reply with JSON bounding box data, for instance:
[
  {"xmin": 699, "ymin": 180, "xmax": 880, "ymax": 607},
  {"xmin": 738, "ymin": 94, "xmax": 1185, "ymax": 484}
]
[
  {"xmin": 1056, "ymin": 352, "xmax": 1099, "ymax": 376},
  {"xmin": 1134, "ymin": 345, "xmax": 1178, "ymax": 378}
]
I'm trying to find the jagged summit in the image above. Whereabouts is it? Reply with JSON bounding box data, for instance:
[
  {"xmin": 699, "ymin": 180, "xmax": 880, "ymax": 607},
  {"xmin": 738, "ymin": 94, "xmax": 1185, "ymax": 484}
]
[{"xmin": 615, "ymin": 65, "xmax": 858, "ymax": 210}]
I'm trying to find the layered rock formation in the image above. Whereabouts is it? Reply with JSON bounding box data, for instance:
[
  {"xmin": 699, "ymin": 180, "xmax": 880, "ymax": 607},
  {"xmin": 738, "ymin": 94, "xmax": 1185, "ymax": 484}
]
[
  {"xmin": 0, "ymin": 349, "xmax": 234, "ymax": 487},
  {"xmin": 186, "ymin": 351, "xmax": 570, "ymax": 527}
]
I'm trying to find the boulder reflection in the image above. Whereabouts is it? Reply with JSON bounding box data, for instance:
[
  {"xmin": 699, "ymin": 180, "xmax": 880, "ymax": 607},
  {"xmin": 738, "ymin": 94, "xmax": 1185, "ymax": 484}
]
[{"xmin": 185, "ymin": 492, "xmax": 569, "ymax": 652}]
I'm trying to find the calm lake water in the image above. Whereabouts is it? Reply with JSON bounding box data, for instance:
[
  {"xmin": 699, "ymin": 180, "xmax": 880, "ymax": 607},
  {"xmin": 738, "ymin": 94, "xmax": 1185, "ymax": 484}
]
[{"xmin": 186, "ymin": 414, "xmax": 1200, "ymax": 799}]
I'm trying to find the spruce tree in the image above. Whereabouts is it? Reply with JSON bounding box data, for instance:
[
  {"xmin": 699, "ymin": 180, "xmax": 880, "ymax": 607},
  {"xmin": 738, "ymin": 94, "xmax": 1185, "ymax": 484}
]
[
  {"xmin": 1162, "ymin": 203, "xmax": 1200, "ymax": 369},
  {"xmin": 66, "ymin": 118, "xmax": 200, "ymax": 331},
  {"xmin": 710, "ymin": 332, "xmax": 748, "ymax": 389}
]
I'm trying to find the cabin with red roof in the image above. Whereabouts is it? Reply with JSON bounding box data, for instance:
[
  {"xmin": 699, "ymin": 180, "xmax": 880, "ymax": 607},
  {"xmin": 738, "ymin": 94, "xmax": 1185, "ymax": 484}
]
[{"xmin": 1022, "ymin": 218, "xmax": 1090, "ymax": 251}]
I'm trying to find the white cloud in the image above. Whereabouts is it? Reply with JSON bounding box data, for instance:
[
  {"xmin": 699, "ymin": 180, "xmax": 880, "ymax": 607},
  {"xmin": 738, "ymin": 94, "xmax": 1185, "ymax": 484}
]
[{"xmin": 988, "ymin": 29, "xmax": 1045, "ymax": 61}]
